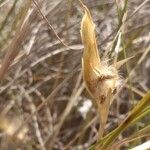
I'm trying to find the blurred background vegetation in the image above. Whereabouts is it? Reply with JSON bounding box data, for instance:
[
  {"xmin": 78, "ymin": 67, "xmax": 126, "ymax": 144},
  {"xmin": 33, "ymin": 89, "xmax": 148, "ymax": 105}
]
[{"xmin": 0, "ymin": 0, "xmax": 149, "ymax": 149}]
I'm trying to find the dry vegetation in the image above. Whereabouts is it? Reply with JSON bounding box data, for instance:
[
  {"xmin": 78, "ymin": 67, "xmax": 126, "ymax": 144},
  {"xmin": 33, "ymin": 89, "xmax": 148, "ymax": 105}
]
[{"xmin": 0, "ymin": 0, "xmax": 150, "ymax": 150}]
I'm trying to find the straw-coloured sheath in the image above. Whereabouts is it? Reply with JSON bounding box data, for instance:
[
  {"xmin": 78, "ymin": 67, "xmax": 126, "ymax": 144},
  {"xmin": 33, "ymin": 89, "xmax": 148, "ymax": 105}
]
[{"xmin": 80, "ymin": 4, "xmax": 119, "ymax": 138}]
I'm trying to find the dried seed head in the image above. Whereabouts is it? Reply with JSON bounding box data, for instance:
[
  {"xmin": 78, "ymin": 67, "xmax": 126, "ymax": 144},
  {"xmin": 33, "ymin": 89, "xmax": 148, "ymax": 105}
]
[{"xmin": 80, "ymin": 2, "xmax": 121, "ymax": 138}]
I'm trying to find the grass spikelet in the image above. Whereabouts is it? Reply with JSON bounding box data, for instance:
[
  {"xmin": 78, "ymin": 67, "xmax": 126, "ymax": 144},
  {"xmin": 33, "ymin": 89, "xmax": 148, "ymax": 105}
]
[{"xmin": 80, "ymin": 1, "xmax": 120, "ymax": 140}]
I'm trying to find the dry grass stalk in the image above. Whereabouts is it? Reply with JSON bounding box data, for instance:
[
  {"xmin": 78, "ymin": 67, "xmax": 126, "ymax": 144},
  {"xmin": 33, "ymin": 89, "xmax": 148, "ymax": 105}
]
[{"xmin": 0, "ymin": 0, "xmax": 40, "ymax": 81}]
